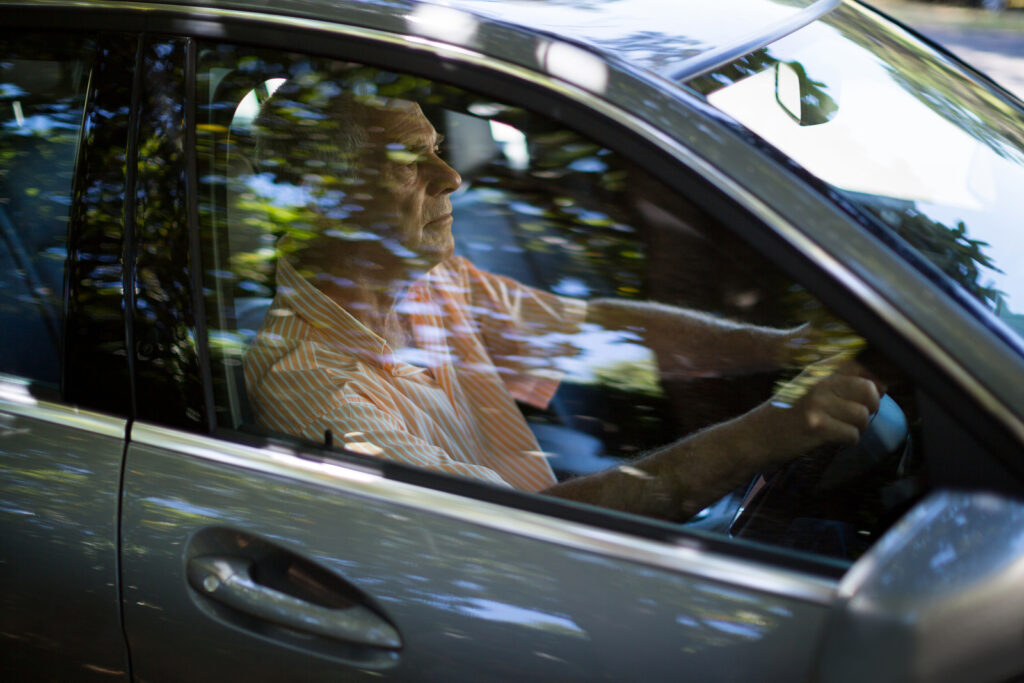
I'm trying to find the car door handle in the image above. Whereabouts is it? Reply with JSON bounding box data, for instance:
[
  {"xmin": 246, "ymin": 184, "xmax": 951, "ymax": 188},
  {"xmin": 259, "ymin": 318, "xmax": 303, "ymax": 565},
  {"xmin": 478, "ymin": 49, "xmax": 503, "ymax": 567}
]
[{"xmin": 187, "ymin": 555, "xmax": 402, "ymax": 649}]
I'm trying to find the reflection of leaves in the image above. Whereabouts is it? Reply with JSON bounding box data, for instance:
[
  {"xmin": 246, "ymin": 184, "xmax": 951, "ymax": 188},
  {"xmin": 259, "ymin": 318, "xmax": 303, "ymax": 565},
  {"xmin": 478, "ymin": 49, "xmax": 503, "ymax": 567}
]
[
  {"xmin": 688, "ymin": 48, "xmax": 776, "ymax": 94},
  {"xmin": 593, "ymin": 30, "xmax": 702, "ymax": 72},
  {"xmin": 871, "ymin": 205, "xmax": 1005, "ymax": 308},
  {"xmin": 1, "ymin": 41, "xmax": 94, "ymax": 385},
  {"xmin": 592, "ymin": 358, "xmax": 663, "ymax": 397}
]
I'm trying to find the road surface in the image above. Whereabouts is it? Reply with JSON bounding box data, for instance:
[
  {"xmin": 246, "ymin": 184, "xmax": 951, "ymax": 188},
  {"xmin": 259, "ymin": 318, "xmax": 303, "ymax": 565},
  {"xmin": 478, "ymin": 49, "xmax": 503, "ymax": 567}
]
[
  {"xmin": 870, "ymin": 1, "xmax": 1024, "ymax": 99},
  {"xmin": 914, "ymin": 24, "xmax": 1024, "ymax": 99}
]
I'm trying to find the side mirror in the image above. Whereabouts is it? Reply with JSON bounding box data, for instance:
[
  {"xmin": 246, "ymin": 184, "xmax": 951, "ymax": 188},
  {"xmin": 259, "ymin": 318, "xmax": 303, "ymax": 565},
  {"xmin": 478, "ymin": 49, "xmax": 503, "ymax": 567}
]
[
  {"xmin": 816, "ymin": 491, "xmax": 1024, "ymax": 683},
  {"xmin": 774, "ymin": 61, "xmax": 838, "ymax": 126}
]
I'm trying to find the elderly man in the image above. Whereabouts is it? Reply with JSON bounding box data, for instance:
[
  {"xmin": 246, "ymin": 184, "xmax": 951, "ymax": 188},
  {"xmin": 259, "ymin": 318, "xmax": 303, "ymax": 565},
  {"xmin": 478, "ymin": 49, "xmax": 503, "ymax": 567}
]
[{"xmin": 243, "ymin": 86, "xmax": 882, "ymax": 521}]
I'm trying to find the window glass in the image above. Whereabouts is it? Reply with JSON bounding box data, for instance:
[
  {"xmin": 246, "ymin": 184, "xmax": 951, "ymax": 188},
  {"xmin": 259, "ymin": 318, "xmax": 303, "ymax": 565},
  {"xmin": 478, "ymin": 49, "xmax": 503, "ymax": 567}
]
[
  {"xmin": 0, "ymin": 37, "xmax": 93, "ymax": 387},
  {"xmin": 686, "ymin": 2, "xmax": 1024, "ymax": 347},
  {"xmin": 196, "ymin": 44, "xmax": 924, "ymax": 563}
]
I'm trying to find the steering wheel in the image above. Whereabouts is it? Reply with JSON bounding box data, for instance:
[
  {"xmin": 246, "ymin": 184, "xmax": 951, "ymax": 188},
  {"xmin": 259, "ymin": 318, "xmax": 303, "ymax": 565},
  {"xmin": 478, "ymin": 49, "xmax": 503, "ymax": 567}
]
[{"xmin": 725, "ymin": 394, "xmax": 916, "ymax": 559}]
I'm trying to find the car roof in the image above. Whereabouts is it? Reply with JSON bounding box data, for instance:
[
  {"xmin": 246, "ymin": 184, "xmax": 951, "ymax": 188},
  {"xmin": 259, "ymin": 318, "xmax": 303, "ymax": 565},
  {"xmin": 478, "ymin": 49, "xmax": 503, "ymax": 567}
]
[{"xmin": 140, "ymin": 0, "xmax": 839, "ymax": 81}]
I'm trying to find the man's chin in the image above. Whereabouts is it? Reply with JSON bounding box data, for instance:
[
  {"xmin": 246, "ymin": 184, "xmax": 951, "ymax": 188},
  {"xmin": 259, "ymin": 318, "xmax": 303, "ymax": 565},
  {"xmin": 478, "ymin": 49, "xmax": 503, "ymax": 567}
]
[
  {"xmin": 418, "ymin": 232, "xmax": 454, "ymax": 263},
  {"xmin": 396, "ymin": 244, "xmax": 451, "ymax": 273},
  {"xmin": 421, "ymin": 243, "xmax": 454, "ymax": 266}
]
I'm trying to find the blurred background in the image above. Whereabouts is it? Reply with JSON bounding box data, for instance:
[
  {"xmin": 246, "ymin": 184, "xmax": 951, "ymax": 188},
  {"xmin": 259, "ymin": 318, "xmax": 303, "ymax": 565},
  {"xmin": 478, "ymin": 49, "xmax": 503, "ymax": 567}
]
[{"xmin": 870, "ymin": 0, "xmax": 1024, "ymax": 98}]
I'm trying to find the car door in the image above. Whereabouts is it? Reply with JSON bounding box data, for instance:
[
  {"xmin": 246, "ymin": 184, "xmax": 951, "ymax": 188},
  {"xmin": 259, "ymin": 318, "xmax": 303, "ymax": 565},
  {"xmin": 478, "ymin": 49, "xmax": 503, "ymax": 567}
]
[
  {"xmin": 113, "ymin": 34, "xmax": 839, "ymax": 681},
  {"xmin": 0, "ymin": 30, "xmax": 135, "ymax": 679},
  {"xmin": 104, "ymin": 7, "xmax": 1024, "ymax": 683}
]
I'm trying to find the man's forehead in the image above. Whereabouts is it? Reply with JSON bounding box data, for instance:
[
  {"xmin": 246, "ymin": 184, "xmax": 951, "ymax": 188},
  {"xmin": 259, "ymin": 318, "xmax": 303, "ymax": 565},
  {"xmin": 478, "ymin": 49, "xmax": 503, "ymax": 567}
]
[{"xmin": 360, "ymin": 101, "xmax": 438, "ymax": 145}]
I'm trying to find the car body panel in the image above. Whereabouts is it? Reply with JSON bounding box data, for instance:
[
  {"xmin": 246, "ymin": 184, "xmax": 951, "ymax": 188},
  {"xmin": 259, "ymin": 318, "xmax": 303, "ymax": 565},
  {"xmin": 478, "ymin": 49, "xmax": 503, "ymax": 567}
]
[
  {"xmin": 122, "ymin": 425, "xmax": 832, "ymax": 681},
  {"xmin": 0, "ymin": 382, "xmax": 128, "ymax": 680},
  {"xmin": 84, "ymin": 0, "xmax": 833, "ymax": 79}
]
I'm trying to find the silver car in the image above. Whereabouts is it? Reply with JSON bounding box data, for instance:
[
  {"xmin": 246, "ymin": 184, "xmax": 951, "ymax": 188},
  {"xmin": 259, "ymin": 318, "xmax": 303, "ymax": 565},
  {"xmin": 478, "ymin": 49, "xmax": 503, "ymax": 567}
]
[{"xmin": 3, "ymin": 0, "xmax": 1024, "ymax": 680}]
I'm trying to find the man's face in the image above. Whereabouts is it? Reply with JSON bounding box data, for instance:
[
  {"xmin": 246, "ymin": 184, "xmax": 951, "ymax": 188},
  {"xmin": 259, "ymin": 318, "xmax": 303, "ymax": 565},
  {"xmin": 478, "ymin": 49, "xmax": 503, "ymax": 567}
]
[{"xmin": 349, "ymin": 102, "xmax": 462, "ymax": 266}]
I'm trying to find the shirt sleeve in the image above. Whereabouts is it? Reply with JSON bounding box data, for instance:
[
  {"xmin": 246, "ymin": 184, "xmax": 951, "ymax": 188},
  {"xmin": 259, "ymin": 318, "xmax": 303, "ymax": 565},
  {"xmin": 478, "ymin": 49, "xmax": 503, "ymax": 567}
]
[{"xmin": 455, "ymin": 257, "xmax": 587, "ymax": 410}]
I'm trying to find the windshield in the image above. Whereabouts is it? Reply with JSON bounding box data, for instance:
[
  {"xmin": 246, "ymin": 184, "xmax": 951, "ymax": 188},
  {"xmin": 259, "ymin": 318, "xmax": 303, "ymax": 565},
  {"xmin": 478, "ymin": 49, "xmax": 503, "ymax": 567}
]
[{"xmin": 686, "ymin": 1, "xmax": 1024, "ymax": 344}]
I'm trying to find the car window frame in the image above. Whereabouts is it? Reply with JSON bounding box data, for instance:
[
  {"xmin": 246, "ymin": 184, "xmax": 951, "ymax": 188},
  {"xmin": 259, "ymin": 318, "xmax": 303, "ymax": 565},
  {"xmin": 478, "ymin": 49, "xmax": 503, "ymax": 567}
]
[
  {"xmin": 175, "ymin": 23, "xmax": 865, "ymax": 578},
  {"xmin": 175, "ymin": 8, "xmax": 1024, "ymax": 465}
]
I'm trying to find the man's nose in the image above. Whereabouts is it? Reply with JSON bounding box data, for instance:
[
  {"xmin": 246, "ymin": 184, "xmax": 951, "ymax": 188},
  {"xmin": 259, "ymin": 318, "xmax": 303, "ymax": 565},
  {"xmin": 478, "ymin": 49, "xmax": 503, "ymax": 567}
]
[{"xmin": 426, "ymin": 155, "xmax": 462, "ymax": 196}]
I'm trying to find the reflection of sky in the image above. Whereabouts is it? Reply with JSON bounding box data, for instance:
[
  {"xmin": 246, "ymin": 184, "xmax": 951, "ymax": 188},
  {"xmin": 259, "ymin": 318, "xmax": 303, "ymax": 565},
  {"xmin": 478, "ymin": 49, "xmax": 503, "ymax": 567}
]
[
  {"xmin": 245, "ymin": 172, "xmax": 306, "ymax": 206},
  {"xmin": 3, "ymin": 114, "xmax": 78, "ymax": 134},
  {"xmin": 412, "ymin": 592, "xmax": 589, "ymax": 639},
  {"xmin": 142, "ymin": 496, "xmax": 222, "ymax": 520},
  {"xmin": 454, "ymin": 598, "xmax": 589, "ymax": 638},
  {"xmin": 705, "ymin": 16, "xmax": 1024, "ymax": 314},
  {"xmin": 444, "ymin": 0, "xmax": 813, "ymax": 74},
  {"xmin": 532, "ymin": 324, "xmax": 653, "ymax": 380}
]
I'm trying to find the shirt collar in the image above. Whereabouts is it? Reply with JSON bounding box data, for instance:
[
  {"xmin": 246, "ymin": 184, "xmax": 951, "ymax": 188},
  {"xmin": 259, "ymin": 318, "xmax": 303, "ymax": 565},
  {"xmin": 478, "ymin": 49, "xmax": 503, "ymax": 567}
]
[{"xmin": 274, "ymin": 254, "xmax": 427, "ymax": 377}]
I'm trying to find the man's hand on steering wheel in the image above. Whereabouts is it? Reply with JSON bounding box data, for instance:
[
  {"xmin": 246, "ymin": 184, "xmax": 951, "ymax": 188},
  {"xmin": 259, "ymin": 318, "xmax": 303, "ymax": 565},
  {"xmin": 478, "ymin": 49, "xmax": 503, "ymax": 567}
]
[
  {"xmin": 774, "ymin": 357, "xmax": 884, "ymax": 452},
  {"xmin": 748, "ymin": 355, "xmax": 886, "ymax": 470}
]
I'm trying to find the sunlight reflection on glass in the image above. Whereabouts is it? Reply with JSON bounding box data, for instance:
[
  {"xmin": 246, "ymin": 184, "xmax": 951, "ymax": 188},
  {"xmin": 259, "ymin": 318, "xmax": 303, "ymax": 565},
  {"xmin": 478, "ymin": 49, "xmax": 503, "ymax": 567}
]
[
  {"xmin": 232, "ymin": 78, "xmax": 286, "ymax": 128},
  {"xmin": 489, "ymin": 120, "xmax": 529, "ymax": 170},
  {"xmin": 407, "ymin": 5, "xmax": 479, "ymax": 44},
  {"xmin": 537, "ymin": 41, "xmax": 608, "ymax": 94},
  {"xmin": 0, "ymin": 378, "xmax": 37, "ymax": 406},
  {"xmin": 416, "ymin": 593, "xmax": 590, "ymax": 639}
]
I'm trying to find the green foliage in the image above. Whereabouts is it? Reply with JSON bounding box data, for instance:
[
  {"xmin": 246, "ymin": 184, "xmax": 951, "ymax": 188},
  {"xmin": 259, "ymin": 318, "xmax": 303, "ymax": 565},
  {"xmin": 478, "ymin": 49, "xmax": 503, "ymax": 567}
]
[
  {"xmin": 872, "ymin": 207, "xmax": 1005, "ymax": 308},
  {"xmin": 592, "ymin": 358, "xmax": 664, "ymax": 397}
]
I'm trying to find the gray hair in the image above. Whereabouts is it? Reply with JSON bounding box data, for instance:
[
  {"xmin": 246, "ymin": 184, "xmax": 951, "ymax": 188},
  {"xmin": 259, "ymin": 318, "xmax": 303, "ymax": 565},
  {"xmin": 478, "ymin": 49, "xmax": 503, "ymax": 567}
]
[{"xmin": 253, "ymin": 84, "xmax": 370, "ymax": 186}]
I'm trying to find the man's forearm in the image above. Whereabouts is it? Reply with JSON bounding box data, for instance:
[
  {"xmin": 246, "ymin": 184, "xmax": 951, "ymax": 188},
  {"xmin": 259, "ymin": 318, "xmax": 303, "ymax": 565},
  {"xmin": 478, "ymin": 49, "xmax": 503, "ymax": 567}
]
[
  {"xmin": 542, "ymin": 402, "xmax": 785, "ymax": 520},
  {"xmin": 541, "ymin": 359, "xmax": 880, "ymax": 521},
  {"xmin": 586, "ymin": 298, "xmax": 803, "ymax": 375}
]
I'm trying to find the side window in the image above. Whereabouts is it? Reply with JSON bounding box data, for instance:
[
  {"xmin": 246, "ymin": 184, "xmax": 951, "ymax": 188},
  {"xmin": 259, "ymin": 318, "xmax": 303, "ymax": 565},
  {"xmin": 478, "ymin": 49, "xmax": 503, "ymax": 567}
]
[
  {"xmin": 0, "ymin": 38, "xmax": 92, "ymax": 388},
  {"xmin": 195, "ymin": 45, "xmax": 923, "ymax": 563}
]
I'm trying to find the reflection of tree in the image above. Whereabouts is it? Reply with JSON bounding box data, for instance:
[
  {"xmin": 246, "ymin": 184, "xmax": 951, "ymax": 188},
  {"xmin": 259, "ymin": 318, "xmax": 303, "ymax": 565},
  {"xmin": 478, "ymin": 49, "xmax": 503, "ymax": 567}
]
[
  {"xmin": 688, "ymin": 48, "xmax": 776, "ymax": 94},
  {"xmin": 593, "ymin": 30, "xmax": 702, "ymax": 72},
  {"xmin": 0, "ymin": 41, "xmax": 93, "ymax": 386},
  {"xmin": 62, "ymin": 38, "xmax": 136, "ymax": 415},
  {"xmin": 871, "ymin": 206, "xmax": 1004, "ymax": 307},
  {"xmin": 125, "ymin": 449, "xmax": 808, "ymax": 678},
  {"xmin": 691, "ymin": 6, "xmax": 1014, "ymax": 312},
  {"xmin": 592, "ymin": 358, "xmax": 662, "ymax": 396},
  {"xmin": 131, "ymin": 38, "xmax": 206, "ymax": 429}
]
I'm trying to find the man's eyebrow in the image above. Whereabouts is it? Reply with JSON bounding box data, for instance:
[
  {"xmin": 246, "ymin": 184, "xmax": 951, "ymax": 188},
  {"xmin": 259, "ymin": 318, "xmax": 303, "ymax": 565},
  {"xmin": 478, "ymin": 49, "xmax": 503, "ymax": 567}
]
[{"xmin": 405, "ymin": 133, "xmax": 444, "ymax": 153}]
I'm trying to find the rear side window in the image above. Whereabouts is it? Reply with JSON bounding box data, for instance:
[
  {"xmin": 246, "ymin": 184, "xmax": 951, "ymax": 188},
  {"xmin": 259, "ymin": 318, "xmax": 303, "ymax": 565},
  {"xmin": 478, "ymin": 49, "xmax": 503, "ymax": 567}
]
[{"xmin": 0, "ymin": 37, "xmax": 92, "ymax": 387}]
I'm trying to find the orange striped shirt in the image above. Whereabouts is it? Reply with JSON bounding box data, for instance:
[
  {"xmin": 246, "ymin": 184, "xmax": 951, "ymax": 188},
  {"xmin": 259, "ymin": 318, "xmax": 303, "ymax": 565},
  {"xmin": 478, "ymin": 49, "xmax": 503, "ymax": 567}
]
[{"xmin": 243, "ymin": 255, "xmax": 587, "ymax": 491}]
